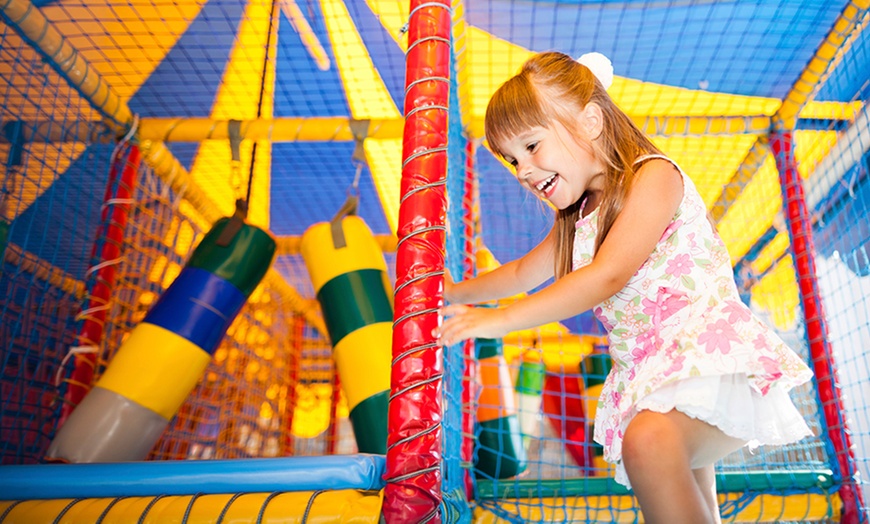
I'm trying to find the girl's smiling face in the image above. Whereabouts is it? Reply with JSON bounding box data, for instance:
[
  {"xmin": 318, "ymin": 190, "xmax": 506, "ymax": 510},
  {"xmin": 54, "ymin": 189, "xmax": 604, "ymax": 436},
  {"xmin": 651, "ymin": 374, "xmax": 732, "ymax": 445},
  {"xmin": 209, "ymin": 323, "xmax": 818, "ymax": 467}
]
[{"xmin": 499, "ymin": 118, "xmax": 606, "ymax": 211}]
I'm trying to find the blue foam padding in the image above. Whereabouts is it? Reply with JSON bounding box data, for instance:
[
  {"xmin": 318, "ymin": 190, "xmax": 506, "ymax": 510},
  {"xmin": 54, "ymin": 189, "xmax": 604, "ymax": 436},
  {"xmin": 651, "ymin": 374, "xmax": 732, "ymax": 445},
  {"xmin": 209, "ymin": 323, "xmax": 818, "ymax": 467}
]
[
  {"xmin": 143, "ymin": 266, "xmax": 246, "ymax": 354},
  {"xmin": 0, "ymin": 454, "xmax": 386, "ymax": 500}
]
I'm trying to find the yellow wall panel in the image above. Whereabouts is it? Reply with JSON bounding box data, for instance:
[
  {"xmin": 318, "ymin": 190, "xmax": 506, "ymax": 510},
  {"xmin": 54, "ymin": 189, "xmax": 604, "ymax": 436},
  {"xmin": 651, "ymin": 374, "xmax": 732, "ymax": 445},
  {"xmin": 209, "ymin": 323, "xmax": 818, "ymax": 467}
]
[
  {"xmin": 364, "ymin": 138, "xmax": 402, "ymax": 234},
  {"xmin": 716, "ymin": 156, "xmax": 782, "ymax": 263},
  {"xmin": 652, "ymin": 135, "xmax": 759, "ymax": 206},
  {"xmin": 752, "ymin": 256, "xmax": 800, "ymax": 331}
]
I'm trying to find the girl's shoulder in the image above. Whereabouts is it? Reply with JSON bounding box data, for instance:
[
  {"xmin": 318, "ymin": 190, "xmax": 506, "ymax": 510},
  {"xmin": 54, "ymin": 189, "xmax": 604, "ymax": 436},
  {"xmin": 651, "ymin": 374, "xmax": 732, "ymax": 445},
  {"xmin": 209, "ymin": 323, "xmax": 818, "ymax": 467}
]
[
  {"xmin": 630, "ymin": 155, "xmax": 712, "ymax": 225},
  {"xmin": 632, "ymin": 154, "xmax": 699, "ymax": 196},
  {"xmin": 633, "ymin": 154, "xmax": 685, "ymax": 177}
]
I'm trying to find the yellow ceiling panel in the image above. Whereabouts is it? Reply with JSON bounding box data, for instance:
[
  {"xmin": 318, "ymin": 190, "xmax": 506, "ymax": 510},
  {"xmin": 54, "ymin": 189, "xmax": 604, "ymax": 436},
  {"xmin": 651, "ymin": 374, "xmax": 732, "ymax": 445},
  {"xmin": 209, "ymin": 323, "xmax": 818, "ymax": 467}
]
[
  {"xmin": 610, "ymin": 78, "xmax": 780, "ymax": 118},
  {"xmin": 800, "ymin": 100, "xmax": 863, "ymax": 120},
  {"xmin": 364, "ymin": 0, "xmax": 409, "ymax": 51},
  {"xmin": 466, "ymin": 27, "xmax": 780, "ymax": 136},
  {"xmin": 320, "ymin": 0, "xmax": 401, "ymax": 120},
  {"xmin": 796, "ymin": 129, "xmax": 839, "ymax": 181},
  {"xmin": 467, "ymin": 27, "xmax": 533, "ymax": 137},
  {"xmin": 750, "ymin": 231, "xmax": 790, "ymax": 280},
  {"xmin": 716, "ymin": 130, "xmax": 836, "ymax": 270},
  {"xmin": 465, "ymin": 27, "xmax": 855, "ymax": 141},
  {"xmin": 189, "ymin": 141, "xmax": 248, "ymax": 219},
  {"xmin": 43, "ymin": 0, "xmax": 204, "ymax": 102},
  {"xmin": 364, "ymin": 138, "xmax": 402, "ymax": 235},
  {"xmin": 190, "ymin": 0, "xmax": 274, "ymax": 228},
  {"xmin": 319, "ymin": 0, "xmax": 401, "ymax": 236}
]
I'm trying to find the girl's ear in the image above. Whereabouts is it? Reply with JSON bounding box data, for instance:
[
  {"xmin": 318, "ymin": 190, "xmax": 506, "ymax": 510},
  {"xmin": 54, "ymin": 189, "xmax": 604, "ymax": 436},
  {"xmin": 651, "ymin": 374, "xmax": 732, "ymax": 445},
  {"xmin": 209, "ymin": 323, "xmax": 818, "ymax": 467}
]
[{"xmin": 581, "ymin": 103, "xmax": 604, "ymax": 141}]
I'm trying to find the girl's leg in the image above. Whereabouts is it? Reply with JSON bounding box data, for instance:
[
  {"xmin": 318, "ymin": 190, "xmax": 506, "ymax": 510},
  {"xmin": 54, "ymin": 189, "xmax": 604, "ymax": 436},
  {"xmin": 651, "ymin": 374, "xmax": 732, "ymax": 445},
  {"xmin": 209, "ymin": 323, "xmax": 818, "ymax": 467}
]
[
  {"xmin": 621, "ymin": 409, "xmax": 744, "ymax": 524},
  {"xmin": 693, "ymin": 464, "xmax": 722, "ymax": 524}
]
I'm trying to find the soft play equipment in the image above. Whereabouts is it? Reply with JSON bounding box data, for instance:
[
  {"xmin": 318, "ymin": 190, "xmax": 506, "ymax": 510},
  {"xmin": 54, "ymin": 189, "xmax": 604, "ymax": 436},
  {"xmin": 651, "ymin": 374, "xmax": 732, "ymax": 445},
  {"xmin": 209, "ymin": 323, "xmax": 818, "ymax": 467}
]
[
  {"xmin": 542, "ymin": 370, "xmax": 590, "ymax": 469},
  {"xmin": 515, "ymin": 354, "xmax": 546, "ymax": 447},
  {"xmin": 0, "ymin": 455, "xmax": 384, "ymax": 522},
  {"xmin": 300, "ymin": 215, "xmax": 392, "ymax": 454},
  {"xmin": 475, "ymin": 337, "xmax": 527, "ymax": 479},
  {"xmin": 580, "ymin": 350, "xmax": 613, "ymax": 475},
  {"xmin": 46, "ymin": 217, "xmax": 276, "ymax": 462}
]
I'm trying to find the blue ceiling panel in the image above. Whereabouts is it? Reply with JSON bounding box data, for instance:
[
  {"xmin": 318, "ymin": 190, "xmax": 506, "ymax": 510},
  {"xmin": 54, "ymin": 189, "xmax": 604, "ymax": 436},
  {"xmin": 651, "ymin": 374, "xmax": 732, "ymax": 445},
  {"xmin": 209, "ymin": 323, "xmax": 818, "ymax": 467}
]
[
  {"xmin": 272, "ymin": 1, "xmax": 352, "ymax": 117},
  {"xmin": 466, "ymin": 0, "xmax": 848, "ymax": 99},
  {"xmin": 129, "ymin": 0, "xmax": 245, "ymax": 117},
  {"xmin": 8, "ymin": 144, "xmax": 113, "ymax": 281},
  {"xmin": 816, "ymin": 26, "xmax": 870, "ymax": 103},
  {"xmin": 163, "ymin": 143, "xmax": 201, "ymax": 174},
  {"xmin": 269, "ymin": 141, "xmax": 390, "ymax": 236},
  {"xmin": 342, "ymin": 0, "xmax": 406, "ymax": 110}
]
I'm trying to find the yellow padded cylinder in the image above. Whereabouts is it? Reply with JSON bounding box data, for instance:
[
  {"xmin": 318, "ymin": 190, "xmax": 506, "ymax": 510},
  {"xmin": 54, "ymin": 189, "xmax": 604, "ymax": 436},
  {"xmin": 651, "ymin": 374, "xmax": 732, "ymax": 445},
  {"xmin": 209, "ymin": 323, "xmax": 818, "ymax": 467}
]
[
  {"xmin": 333, "ymin": 323, "xmax": 393, "ymax": 412},
  {"xmin": 95, "ymin": 323, "xmax": 211, "ymax": 419},
  {"xmin": 300, "ymin": 216, "xmax": 387, "ymax": 293}
]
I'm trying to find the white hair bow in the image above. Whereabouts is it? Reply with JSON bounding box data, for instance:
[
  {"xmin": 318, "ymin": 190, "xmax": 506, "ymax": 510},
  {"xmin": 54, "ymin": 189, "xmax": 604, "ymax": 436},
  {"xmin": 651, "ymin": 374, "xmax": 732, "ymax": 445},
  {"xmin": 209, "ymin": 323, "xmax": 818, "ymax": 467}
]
[{"xmin": 577, "ymin": 52, "xmax": 614, "ymax": 91}]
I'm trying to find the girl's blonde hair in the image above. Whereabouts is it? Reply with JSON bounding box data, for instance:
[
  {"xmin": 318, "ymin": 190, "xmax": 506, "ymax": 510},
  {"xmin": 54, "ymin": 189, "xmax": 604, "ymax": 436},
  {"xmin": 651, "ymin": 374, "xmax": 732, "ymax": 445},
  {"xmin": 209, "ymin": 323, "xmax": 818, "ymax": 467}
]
[{"xmin": 485, "ymin": 51, "xmax": 662, "ymax": 280}]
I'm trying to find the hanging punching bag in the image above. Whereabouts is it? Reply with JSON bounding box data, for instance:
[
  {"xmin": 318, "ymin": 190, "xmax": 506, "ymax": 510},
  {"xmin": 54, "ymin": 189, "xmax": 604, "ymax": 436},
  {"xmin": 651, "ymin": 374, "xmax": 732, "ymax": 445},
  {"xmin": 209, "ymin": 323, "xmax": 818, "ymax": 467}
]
[
  {"xmin": 300, "ymin": 216, "xmax": 391, "ymax": 454},
  {"xmin": 47, "ymin": 217, "xmax": 275, "ymax": 463}
]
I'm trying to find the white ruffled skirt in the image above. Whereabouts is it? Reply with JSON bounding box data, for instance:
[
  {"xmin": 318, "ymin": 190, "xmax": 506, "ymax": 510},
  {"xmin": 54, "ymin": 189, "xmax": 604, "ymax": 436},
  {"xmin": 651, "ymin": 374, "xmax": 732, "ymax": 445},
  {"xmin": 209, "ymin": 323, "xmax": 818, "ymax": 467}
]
[{"xmin": 613, "ymin": 373, "xmax": 813, "ymax": 488}]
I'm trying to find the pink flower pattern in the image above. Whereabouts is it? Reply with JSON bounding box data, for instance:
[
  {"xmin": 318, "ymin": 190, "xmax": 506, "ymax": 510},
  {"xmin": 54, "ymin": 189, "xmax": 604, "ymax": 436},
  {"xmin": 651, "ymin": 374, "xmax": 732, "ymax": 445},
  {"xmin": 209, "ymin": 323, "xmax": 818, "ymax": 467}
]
[
  {"xmin": 631, "ymin": 330, "xmax": 661, "ymax": 364},
  {"xmin": 665, "ymin": 253, "xmax": 693, "ymax": 278},
  {"xmin": 662, "ymin": 354, "xmax": 686, "ymax": 377},
  {"xmin": 753, "ymin": 333, "xmax": 771, "ymax": 351},
  {"xmin": 605, "ymin": 428, "xmax": 616, "ymax": 448},
  {"xmin": 641, "ymin": 289, "xmax": 689, "ymax": 324},
  {"xmin": 594, "ymin": 306, "xmax": 614, "ymax": 331},
  {"xmin": 723, "ymin": 300, "xmax": 752, "ymax": 323},
  {"xmin": 698, "ymin": 319, "xmax": 741, "ymax": 354},
  {"xmin": 573, "ymin": 155, "xmax": 813, "ymax": 467},
  {"xmin": 755, "ymin": 356, "xmax": 784, "ymax": 394}
]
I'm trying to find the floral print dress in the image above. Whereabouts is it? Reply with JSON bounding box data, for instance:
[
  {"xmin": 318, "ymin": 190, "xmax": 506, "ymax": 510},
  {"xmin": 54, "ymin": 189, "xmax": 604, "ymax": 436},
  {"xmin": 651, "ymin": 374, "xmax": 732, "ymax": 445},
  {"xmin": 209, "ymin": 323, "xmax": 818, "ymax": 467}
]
[{"xmin": 573, "ymin": 155, "xmax": 813, "ymax": 486}]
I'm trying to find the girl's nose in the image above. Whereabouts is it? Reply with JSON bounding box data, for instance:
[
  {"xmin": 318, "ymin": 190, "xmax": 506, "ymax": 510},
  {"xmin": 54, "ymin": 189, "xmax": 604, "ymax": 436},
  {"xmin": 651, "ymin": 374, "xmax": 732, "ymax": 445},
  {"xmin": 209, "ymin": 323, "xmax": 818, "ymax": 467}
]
[{"xmin": 517, "ymin": 163, "xmax": 533, "ymax": 181}]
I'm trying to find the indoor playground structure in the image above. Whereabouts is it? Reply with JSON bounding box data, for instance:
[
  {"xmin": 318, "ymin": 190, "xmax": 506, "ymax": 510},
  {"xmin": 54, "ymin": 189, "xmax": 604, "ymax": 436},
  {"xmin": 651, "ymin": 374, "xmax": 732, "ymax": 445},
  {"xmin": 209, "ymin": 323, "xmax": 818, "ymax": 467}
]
[{"xmin": 1, "ymin": 0, "xmax": 870, "ymax": 522}]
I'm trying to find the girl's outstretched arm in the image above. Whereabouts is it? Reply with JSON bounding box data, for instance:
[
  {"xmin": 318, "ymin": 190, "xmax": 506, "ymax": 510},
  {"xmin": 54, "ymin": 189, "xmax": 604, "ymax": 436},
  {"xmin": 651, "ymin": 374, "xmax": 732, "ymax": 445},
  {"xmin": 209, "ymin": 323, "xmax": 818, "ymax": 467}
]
[
  {"xmin": 436, "ymin": 159, "xmax": 683, "ymax": 346},
  {"xmin": 445, "ymin": 227, "xmax": 556, "ymax": 305}
]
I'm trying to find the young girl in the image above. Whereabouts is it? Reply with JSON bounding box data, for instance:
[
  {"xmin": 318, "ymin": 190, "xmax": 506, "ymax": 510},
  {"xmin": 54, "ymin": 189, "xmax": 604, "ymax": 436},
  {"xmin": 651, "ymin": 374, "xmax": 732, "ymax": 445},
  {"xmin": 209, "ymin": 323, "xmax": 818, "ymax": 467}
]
[{"xmin": 434, "ymin": 51, "xmax": 813, "ymax": 523}]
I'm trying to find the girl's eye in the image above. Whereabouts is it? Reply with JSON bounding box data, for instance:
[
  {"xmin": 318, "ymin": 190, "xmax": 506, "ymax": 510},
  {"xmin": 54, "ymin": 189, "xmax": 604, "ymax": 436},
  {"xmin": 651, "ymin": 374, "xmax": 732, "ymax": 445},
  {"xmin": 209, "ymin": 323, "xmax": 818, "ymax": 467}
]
[{"xmin": 527, "ymin": 142, "xmax": 538, "ymax": 153}]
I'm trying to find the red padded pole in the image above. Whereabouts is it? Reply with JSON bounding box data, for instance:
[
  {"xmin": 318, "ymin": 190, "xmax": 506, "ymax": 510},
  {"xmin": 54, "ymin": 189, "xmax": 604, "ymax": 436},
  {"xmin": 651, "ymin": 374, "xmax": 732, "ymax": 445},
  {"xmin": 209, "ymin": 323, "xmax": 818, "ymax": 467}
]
[
  {"xmin": 771, "ymin": 130, "xmax": 863, "ymax": 523},
  {"xmin": 60, "ymin": 144, "xmax": 140, "ymax": 427},
  {"xmin": 384, "ymin": 0, "xmax": 451, "ymax": 519}
]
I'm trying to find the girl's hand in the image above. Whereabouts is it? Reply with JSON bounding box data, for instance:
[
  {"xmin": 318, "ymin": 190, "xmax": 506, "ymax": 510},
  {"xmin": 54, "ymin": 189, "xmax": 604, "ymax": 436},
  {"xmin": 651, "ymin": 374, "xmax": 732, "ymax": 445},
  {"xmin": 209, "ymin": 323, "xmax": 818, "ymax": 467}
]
[
  {"xmin": 434, "ymin": 304, "xmax": 510, "ymax": 346},
  {"xmin": 443, "ymin": 268, "xmax": 455, "ymax": 303}
]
